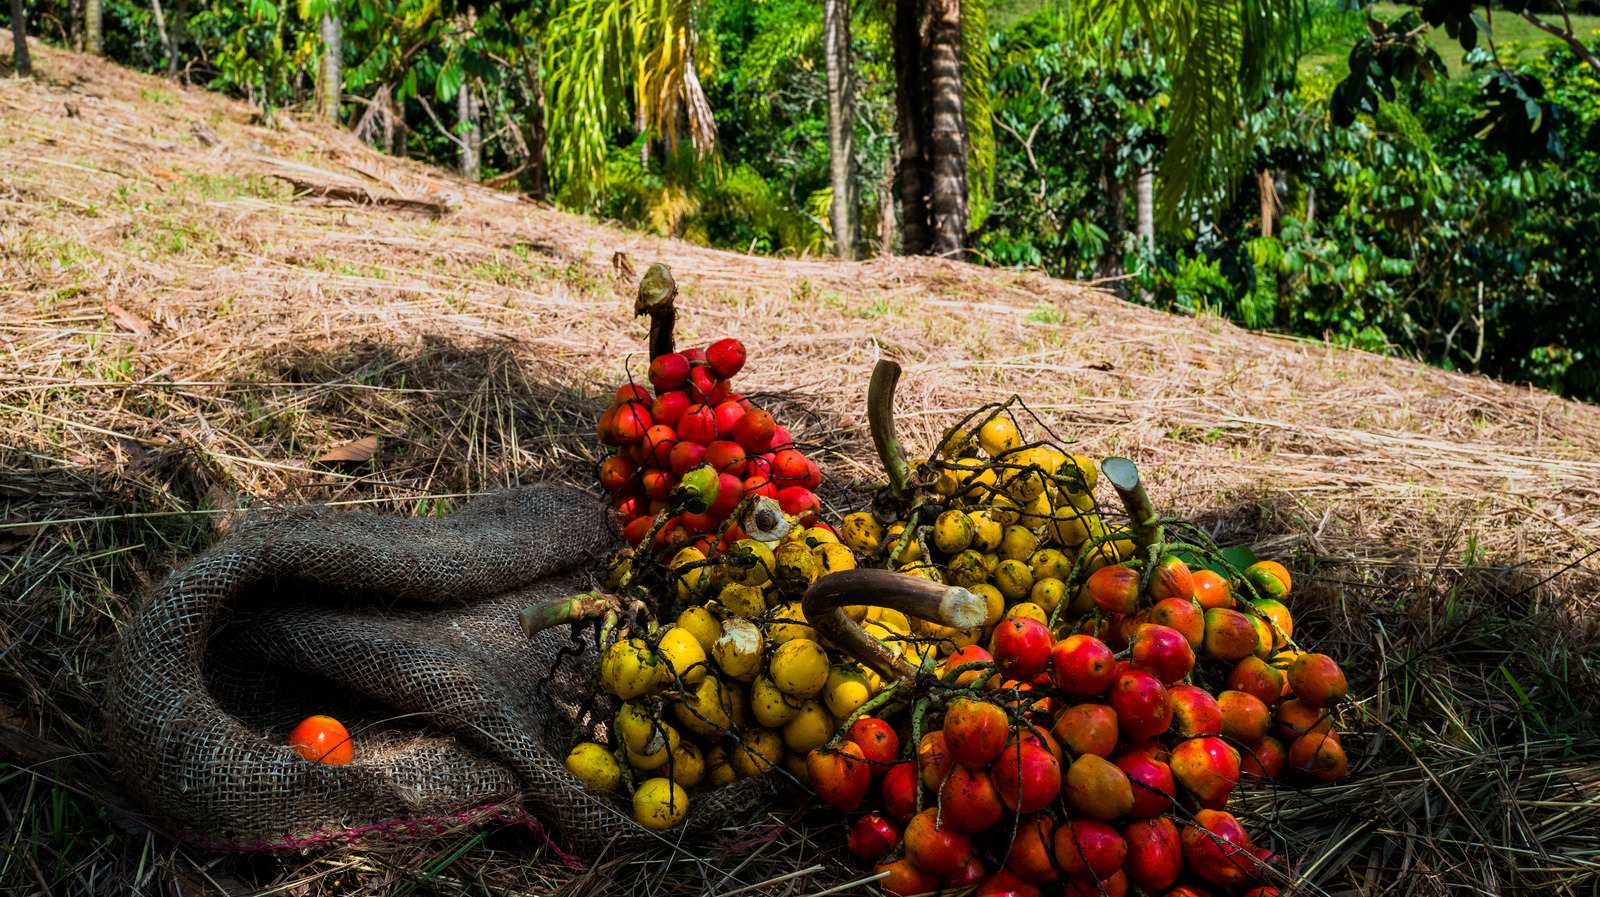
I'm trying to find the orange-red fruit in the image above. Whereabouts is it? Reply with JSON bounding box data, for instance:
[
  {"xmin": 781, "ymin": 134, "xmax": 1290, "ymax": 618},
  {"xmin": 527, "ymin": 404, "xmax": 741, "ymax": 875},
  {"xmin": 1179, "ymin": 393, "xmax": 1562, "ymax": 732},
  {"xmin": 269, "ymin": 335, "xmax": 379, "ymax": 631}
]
[
  {"xmin": 990, "ymin": 617, "xmax": 1054, "ymax": 682},
  {"xmin": 944, "ymin": 644, "xmax": 998, "ymax": 688},
  {"xmin": 1288, "ymin": 730, "xmax": 1348, "ymax": 782},
  {"xmin": 1245, "ymin": 560, "xmax": 1292, "ymax": 596},
  {"xmin": 1181, "ymin": 809, "xmax": 1254, "ymax": 885},
  {"xmin": 807, "ymin": 741, "xmax": 871, "ymax": 811},
  {"xmin": 1005, "ymin": 814, "xmax": 1058, "ymax": 883},
  {"xmin": 1149, "ymin": 555, "xmax": 1195, "ymax": 602},
  {"xmin": 1111, "ymin": 738, "xmax": 1170, "ymax": 763},
  {"xmin": 904, "ymin": 808, "xmax": 974, "ymax": 877},
  {"xmin": 1273, "ymin": 698, "xmax": 1333, "ymax": 743},
  {"xmin": 991, "ymin": 740, "xmax": 1061, "ymax": 814},
  {"xmin": 1244, "ymin": 889, "xmax": 1283, "ymax": 897},
  {"xmin": 1130, "ymin": 624, "xmax": 1196, "ymax": 684},
  {"xmin": 1050, "ymin": 635, "xmax": 1117, "ymax": 696},
  {"xmin": 1062, "ymin": 870, "xmax": 1129, "ymax": 897},
  {"xmin": 1287, "ymin": 653, "xmax": 1348, "ymax": 708},
  {"xmin": 1170, "ymin": 737, "xmax": 1241, "ymax": 811},
  {"xmin": 942, "ymin": 857, "xmax": 989, "ymax": 890},
  {"xmin": 615, "ymin": 383, "xmax": 652, "ymax": 405},
  {"xmin": 847, "ymin": 813, "xmax": 901, "ymax": 864},
  {"xmin": 705, "ymin": 338, "xmax": 746, "ymax": 379},
  {"xmin": 1121, "ymin": 816, "xmax": 1183, "ymax": 891},
  {"xmin": 848, "ymin": 718, "xmax": 899, "ymax": 778},
  {"xmin": 1114, "ymin": 752, "xmax": 1175, "ymax": 818},
  {"xmin": 1149, "ymin": 597, "xmax": 1205, "ymax": 649},
  {"xmin": 1063, "ymin": 753, "xmax": 1135, "ymax": 820},
  {"xmin": 879, "ymin": 761, "xmax": 920, "ymax": 821},
  {"xmin": 1054, "ymin": 817, "xmax": 1127, "ymax": 882},
  {"xmin": 917, "ymin": 730, "xmax": 954, "ymax": 791},
  {"xmin": 1053, "ymin": 703, "xmax": 1120, "ymax": 759},
  {"xmin": 1191, "ymin": 568, "xmax": 1235, "ymax": 609},
  {"xmin": 288, "ymin": 715, "xmax": 352, "ymax": 765},
  {"xmin": 613, "ymin": 403, "xmax": 653, "ymax": 445},
  {"xmin": 874, "ymin": 857, "xmax": 938, "ymax": 897},
  {"xmin": 943, "ymin": 698, "xmax": 1011, "ymax": 769},
  {"xmin": 976, "ymin": 869, "xmax": 1043, "ymax": 897},
  {"xmin": 599, "ymin": 455, "xmax": 638, "ymax": 493},
  {"xmin": 1240, "ymin": 735, "xmax": 1287, "ymax": 780},
  {"xmin": 1201, "ymin": 607, "xmax": 1261, "ymax": 660},
  {"xmin": 1108, "ymin": 670, "xmax": 1172, "ymax": 740},
  {"xmin": 1217, "ymin": 690, "xmax": 1274, "ymax": 747},
  {"xmin": 1087, "ymin": 565, "xmax": 1141, "ymax": 614},
  {"xmin": 1227, "ymin": 656, "xmax": 1287, "ymax": 707},
  {"xmin": 1167, "ymin": 684, "xmax": 1224, "ymax": 737},
  {"xmin": 938, "ymin": 763, "xmax": 1006, "ymax": 833}
]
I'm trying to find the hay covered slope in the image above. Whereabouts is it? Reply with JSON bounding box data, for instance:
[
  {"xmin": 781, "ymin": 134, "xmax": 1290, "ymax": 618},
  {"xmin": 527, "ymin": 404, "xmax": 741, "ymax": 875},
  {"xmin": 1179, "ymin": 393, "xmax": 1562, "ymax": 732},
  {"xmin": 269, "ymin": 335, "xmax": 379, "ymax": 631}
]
[{"xmin": 4, "ymin": 38, "xmax": 1600, "ymax": 896}]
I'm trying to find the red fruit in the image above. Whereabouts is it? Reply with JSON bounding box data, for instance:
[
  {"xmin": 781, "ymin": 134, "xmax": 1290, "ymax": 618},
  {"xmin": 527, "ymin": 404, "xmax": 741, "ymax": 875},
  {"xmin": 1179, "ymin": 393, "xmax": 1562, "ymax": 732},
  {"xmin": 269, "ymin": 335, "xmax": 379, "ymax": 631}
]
[
  {"xmin": 641, "ymin": 424, "xmax": 677, "ymax": 468},
  {"xmin": 648, "ymin": 353, "xmax": 691, "ymax": 392},
  {"xmin": 848, "ymin": 718, "xmax": 900, "ymax": 778},
  {"xmin": 880, "ymin": 761, "xmax": 920, "ymax": 821},
  {"xmin": 1168, "ymin": 684, "xmax": 1224, "ymax": 737},
  {"xmin": 1062, "ymin": 871, "xmax": 1127, "ymax": 897},
  {"xmin": 942, "ymin": 698, "xmax": 1010, "ymax": 769},
  {"xmin": 990, "ymin": 739, "xmax": 1060, "ymax": 814},
  {"xmin": 990, "ymin": 617, "xmax": 1053, "ymax": 683},
  {"xmin": 651, "ymin": 389, "xmax": 691, "ymax": 428},
  {"xmin": 943, "ymin": 645, "xmax": 998, "ymax": 688},
  {"xmin": 777, "ymin": 487, "xmax": 821, "ymax": 524},
  {"xmin": 1240, "ymin": 736, "xmax": 1287, "ymax": 780},
  {"xmin": 1108, "ymin": 670, "xmax": 1172, "ymax": 740},
  {"xmin": 1149, "ymin": 597, "xmax": 1205, "ymax": 649},
  {"xmin": 807, "ymin": 741, "xmax": 871, "ymax": 811},
  {"xmin": 707, "ymin": 378, "xmax": 732, "ymax": 406},
  {"xmin": 1052, "ymin": 703, "xmax": 1119, "ymax": 759},
  {"xmin": 917, "ymin": 731, "xmax": 954, "ymax": 791},
  {"xmin": 706, "ymin": 338, "xmax": 747, "ymax": 379},
  {"xmin": 1169, "ymin": 736, "xmax": 1241, "ymax": 810},
  {"xmin": 1130, "ymin": 624, "xmax": 1196, "ymax": 684},
  {"xmin": 676, "ymin": 404, "xmax": 718, "ymax": 445},
  {"xmin": 613, "ymin": 403, "xmax": 653, "ymax": 445},
  {"xmin": 1288, "ymin": 730, "xmax": 1348, "ymax": 782},
  {"xmin": 1054, "ymin": 817, "xmax": 1126, "ymax": 882},
  {"xmin": 654, "ymin": 517, "xmax": 689, "ymax": 551},
  {"xmin": 712, "ymin": 400, "xmax": 745, "ymax": 439},
  {"xmin": 1149, "ymin": 555, "xmax": 1195, "ymax": 602},
  {"xmin": 598, "ymin": 405, "xmax": 622, "ymax": 446},
  {"xmin": 1244, "ymin": 889, "xmax": 1282, "ymax": 897},
  {"xmin": 287, "ymin": 715, "xmax": 352, "ymax": 765},
  {"xmin": 802, "ymin": 457, "xmax": 822, "ymax": 490},
  {"xmin": 770, "ymin": 423, "xmax": 792, "ymax": 449},
  {"xmin": 1114, "ymin": 751, "xmax": 1176, "ymax": 817},
  {"xmin": 976, "ymin": 870, "xmax": 1043, "ymax": 897},
  {"xmin": 770, "ymin": 448, "xmax": 811, "ymax": 488},
  {"xmin": 904, "ymin": 808, "xmax": 973, "ymax": 877},
  {"xmin": 688, "ymin": 366, "xmax": 720, "ymax": 404},
  {"xmin": 1217, "ymin": 690, "xmax": 1274, "ymax": 747},
  {"xmin": 1005, "ymin": 814, "xmax": 1057, "ymax": 883},
  {"xmin": 1110, "ymin": 738, "xmax": 1170, "ymax": 763},
  {"xmin": 746, "ymin": 453, "xmax": 774, "ymax": 481},
  {"xmin": 680, "ymin": 510, "xmax": 719, "ymax": 533},
  {"xmin": 1227, "ymin": 656, "xmax": 1287, "ymax": 707},
  {"xmin": 942, "ymin": 857, "xmax": 988, "ymax": 890},
  {"xmin": 599, "ymin": 455, "xmax": 638, "ymax": 493},
  {"xmin": 642, "ymin": 468, "xmax": 676, "ymax": 501},
  {"xmin": 1013, "ymin": 724, "xmax": 1064, "ymax": 767},
  {"xmin": 1287, "ymin": 653, "xmax": 1349, "ymax": 708},
  {"xmin": 681, "ymin": 347, "xmax": 707, "ymax": 363},
  {"xmin": 611, "ymin": 493, "xmax": 644, "ymax": 521},
  {"xmin": 742, "ymin": 475, "xmax": 779, "ymax": 500},
  {"xmin": 622, "ymin": 515, "xmax": 653, "ymax": 547},
  {"xmin": 1049, "ymin": 635, "xmax": 1116, "ymax": 696},
  {"xmin": 731, "ymin": 408, "xmax": 776, "ymax": 453},
  {"xmin": 1121, "ymin": 816, "xmax": 1183, "ymax": 891},
  {"xmin": 708, "ymin": 473, "xmax": 743, "ymax": 517},
  {"xmin": 704, "ymin": 440, "xmax": 747, "ymax": 477},
  {"xmin": 846, "ymin": 813, "xmax": 901, "ymax": 864},
  {"xmin": 938, "ymin": 763, "xmax": 1005, "ymax": 832},
  {"xmin": 615, "ymin": 383, "xmax": 651, "ymax": 405},
  {"xmin": 1086, "ymin": 565, "xmax": 1140, "ymax": 614},
  {"xmin": 1192, "ymin": 568, "xmax": 1234, "ymax": 609},
  {"xmin": 1181, "ymin": 809, "xmax": 1253, "ymax": 885},
  {"xmin": 874, "ymin": 858, "xmax": 938, "ymax": 897}
]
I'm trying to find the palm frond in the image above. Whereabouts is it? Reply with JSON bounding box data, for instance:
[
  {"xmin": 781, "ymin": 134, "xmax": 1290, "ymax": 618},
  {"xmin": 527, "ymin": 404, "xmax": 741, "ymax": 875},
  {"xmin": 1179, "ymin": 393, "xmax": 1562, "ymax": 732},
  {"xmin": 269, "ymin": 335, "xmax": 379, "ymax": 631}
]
[
  {"xmin": 544, "ymin": 0, "xmax": 635, "ymax": 206},
  {"xmin": 637, "ymin": 0, "xmax": 718, "ymax": 156},
  {"xmin": 964, "ymin": 0, "xmax": 995, "ymax": 231}
]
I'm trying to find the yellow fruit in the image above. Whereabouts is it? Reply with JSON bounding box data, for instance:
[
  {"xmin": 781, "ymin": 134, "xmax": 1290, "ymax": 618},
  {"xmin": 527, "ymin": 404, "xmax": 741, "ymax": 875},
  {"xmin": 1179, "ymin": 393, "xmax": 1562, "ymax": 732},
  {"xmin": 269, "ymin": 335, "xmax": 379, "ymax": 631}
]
[
  {"xmin": 1031, "ymin": 548, "xmax": 1073, "ymax": 582},
  {"xmin": 840, "ymin": 512, "xmax": 885, "ymax": 553},
  {"xmin": 706, "ymin": 745, "xmax": 738, "ymax": 786},
  {"xmin": 961, "ymin": 466, "xmax": 1000, "ymax": 501},
  {"xmin": 934, "ymin": 510, "xmax": 976, "ymax": 554},
  {"xmin": 981, "ymin": 552, "xmax": 1001, "ymax": 575},
  {"xmin": 671, "ymin": 547, "xmax": 707, "ymax": 603},
  {"xmin": 719, "ymin": 582, "xmax": 768, "ymax": 619},
  {"xmin": 1048, "ymin": 509, "xmax": 1093, "ymax": 548},
  {"xmin": 603, "ymin": 548, "xmax": 634, "ymax": 589},
  {"xmin": 774, "ymin": 541, "xmax": 819, "ymax": 594},
  {"xmin": 932, "ymin": 467, "xmax": 961, "ymax": 497},
  {"xmin": 712, "ymin": 619, "xmax": 764, "ymax": 682},
  {"xmin": 988, "ymin": 493, "xmax": 1022, "ymax": 526},
  {"xmin": 668, "ymin": 741, "xmax": 706, "ymax": 788},
  {"xmin": 632, "ymin": 778, "xmax": 689, "ymax": 830},
  {"xmin": 969, "ymin": 511, "xmax": 1004, "ymax": 552},
  {"xmin": 899, "ymin": 564, "xmax": 943, "ymax": 584},
  {"xmin": 657, "ymin": 627, "xmax": 708, "ymax": 685},
  {"xmin": 947, "ymin": 549, "xmax": 989, "ymax": 588},
  {"xmin": 1067, "ymin": 582, "xmax": 1097, "ymax": 616},
  {"xmin": 940, "ymin": 425, "xmax": 974, "ymax": 459},
  {"xmin": 1030, "ymin": 577, "xmax": 1066, "ymax": 613},
  {"xmin": 769, "ymin": 639, "xmax": 830, "ymax": 699},
  {"xmin": 601, "ymin": 638, "xmax": 666, "ymax": 699},
  {"xmin": 675, "ymin": 675, "xmax": 743, "ymax": 738},
  {"xmin": 998, "ymin": 525, "xmax": 1040, "ymax": 562},
  {"xmin": 995, "ymin": 559, "xmax": 1035, "ymax": 602},
  {"xmin": 627, "ymin": 723, "xmax": 681, "ymax": 771},
  {"xmin": 1018, "ymin": 491, "xmax": 1058, "ymax": 531},
  {"xmin": 978, "ymin": 416, "xmax": 1023, "ymax": 457},
  {"xmin": 564, "ymin": 742, "xmax": 620, "ymax": 792},
  {"xmin": 1006, "ymin": 602, "xmax": 1049, "ymax": 625},
  {"xmin": 824, "ymin": 662, "xmax": 875, "ymax": 720},
  {"xmin": 1004, "ymin": 447, "xmax": 1054, "ymax": 501},
  {"xmin": 814, "ymin": 542, "xmax": 857, "ymax": 576},
  {"xmin": 676, "ymin": 605, "xmax": 723, "ymax": 654},
  {"xmin": 885, "ymin": 525, "xmax": 924, "ymax": 563},
  {"xmin": 803, "ymin": 526, "xmax": 839, "ymax": 548},
  {"xmin": 783, "ymin": 751, "xmax": 812, "ymax": 786},
  {"xmin": 781, "ymin": 700, "xmax": 835, "ymax": 755},
  {"xmin": 866, "ymin": 606, "xmax": 912, "ymax": 632},
  {"xmin": 769, "ymin": 602, "xmax": 818, "ymax": 644},
  {"xmin": 973, "ymin": 584, "xmax": 1006, "ymax": 629},
  {"xmin": 618, "ymin": 698, "xmax": 664, "ymax": 754},
  {"xmin": 728, "ymin": 539, "xmax": 775, "ymax": 587},
  {"xmin": 731, "ymin": 727, "xmax": 785, "ymax": 776},
  {"xmin": 751, "ymin": 673, "xmax": 804, "ymax": 727},
  {"xmin": 1061, "ymin": 454, "xmax": 1099, "ymax": 494}
]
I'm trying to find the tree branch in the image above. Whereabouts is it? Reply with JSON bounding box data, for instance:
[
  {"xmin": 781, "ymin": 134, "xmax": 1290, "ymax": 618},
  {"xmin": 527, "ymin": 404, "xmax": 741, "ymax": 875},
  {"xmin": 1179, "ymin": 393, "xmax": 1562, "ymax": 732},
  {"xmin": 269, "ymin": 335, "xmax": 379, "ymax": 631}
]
[
  {"xmin": 415, "ymin": 93, "xmax": 468, "ymax": 150},
  {"xmin": 1519, "ymin": 9, "xmax": 1600, "ymax": 76}
]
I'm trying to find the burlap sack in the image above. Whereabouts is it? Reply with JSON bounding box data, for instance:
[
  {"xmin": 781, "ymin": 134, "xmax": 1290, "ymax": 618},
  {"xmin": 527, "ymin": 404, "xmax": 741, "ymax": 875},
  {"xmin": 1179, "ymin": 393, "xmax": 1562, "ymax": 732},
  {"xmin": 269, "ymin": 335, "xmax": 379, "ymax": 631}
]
[{"xmin": 106, "ymin": 484, "xmax": 771, "ymax": 857}]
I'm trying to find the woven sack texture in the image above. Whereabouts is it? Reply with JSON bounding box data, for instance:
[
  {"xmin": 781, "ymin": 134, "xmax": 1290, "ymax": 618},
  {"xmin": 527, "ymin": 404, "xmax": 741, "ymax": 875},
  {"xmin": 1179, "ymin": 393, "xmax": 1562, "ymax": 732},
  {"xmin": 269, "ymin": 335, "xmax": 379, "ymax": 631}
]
[{"xmin": 106, "ymin": 484, "xmax": 772, "ymax": 856}]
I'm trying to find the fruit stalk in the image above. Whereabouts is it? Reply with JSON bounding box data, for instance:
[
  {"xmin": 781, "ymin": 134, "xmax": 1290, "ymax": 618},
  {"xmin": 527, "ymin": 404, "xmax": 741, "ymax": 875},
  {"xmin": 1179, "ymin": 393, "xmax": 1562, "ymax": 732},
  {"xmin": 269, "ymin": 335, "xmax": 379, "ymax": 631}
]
[
  {"xmin": 518, "ymin": 591, "xmax": 618, "ymax": 638},
  {"xmin": 867, "ymin": 360, "xmax": 914, "ymax": 503},
  {"xmin": 1102, "ymin": 456, "xmax": 1164, "ymax": 550},
  {"xmin": 802, "ymin": 569, "xmax": 986, "ymax": 685},
  {"xmin": 634, "ymin": 262, "xmax": 678, "ymax": 360}
]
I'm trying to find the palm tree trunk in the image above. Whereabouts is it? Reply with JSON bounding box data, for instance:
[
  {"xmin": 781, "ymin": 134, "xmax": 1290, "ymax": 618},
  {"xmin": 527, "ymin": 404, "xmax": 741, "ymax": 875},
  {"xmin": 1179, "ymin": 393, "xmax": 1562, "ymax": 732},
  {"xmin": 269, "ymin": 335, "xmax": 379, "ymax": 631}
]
[
  {"xmin": 924, "ymin": 0, "xmax": 967, "ymax": 258},
  {"xmin": 319, "ymin": 10, "xmax": 342, "ymax": 125},
  {"xmin": 86, "ymin": 0, "xmax": 100, "ymax": 54},
  {"xmin": 458, "ymin": 80, "xmax": 481, "ymax": 180},
  {"xmin": 877, "ymin": 153, "xmax": 898, "ymax": 256},
  {"xmin": 168, "ymin": 0, "xmax": 187, "ymax": 77},
  {"xmin": 520, "ymin": 40, "xmax": 549, "ymax": 199},
  {"xmin": 385, "ymin": 88, "xmax": 408, "ymax": 157},
  {"xmin": 1135, "ymin": 163, "xmax": 1154, "ymax": 302},
  {"xmin": 69, "ymin": 0, "xmax": 84, "ymax": 51},
  {"xmin": 824, "ymin": 0, "xmax": 858, "ymax": 260},
  {"xmin": 1258, "ymin": 168, "xmax": 1276, "ymax": 238},
  {"xmin": 9, "ymin": 0, "xmax": 31, "ymax": 75},
  {"xmin": 892, "ymin": 0, "xmax": 928, "ymax": 256}
]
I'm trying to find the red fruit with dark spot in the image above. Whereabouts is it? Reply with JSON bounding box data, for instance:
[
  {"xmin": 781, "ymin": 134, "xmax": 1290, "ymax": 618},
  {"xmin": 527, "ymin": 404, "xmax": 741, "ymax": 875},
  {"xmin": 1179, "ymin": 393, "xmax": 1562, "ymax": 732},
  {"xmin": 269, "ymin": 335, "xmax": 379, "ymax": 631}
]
[
  {"xmin": 904, "ymin": 808, "xmax": 973, "ymax": 878},
  {"xmin": 615, "ymin": 383, "xmax": 652, "ymax": 405},
  {"xmin": 1050, "ymin": 635, "xmax": 1117, "ymax": 696},
  {"xmin": 1121, "ymin": 816, "xmax": 1183, "ymax": 892},
  {"xmin": 938, "ymin": 763, "xmax": 1005, "ymax": 833},
  {"xmin": 770, "ymin": 449, "xmax": 811, "ymax": 488},
  {"xmin": 777, "ymin": 487, "xmax": 821, "ymax": 524},
  {"xmin": 874, "ymin": 858, "xmax": 938, "ymax": 897},
  {"xmin": 648, "ymin": 353, "xmax": 691, "ymax": 392},
  {"xmin": 1115, "ymin": 751, "xmax": 1176, "ymax": 818},
  {"xmin": 676, "ymin": 404, "xmax": 718, "ymax": 445},
  {"xmin": 732, "ymin": 408, "xmax": 777, "ymax": 453},
  {"xmin": 612, "ymin": 403, "xmax": 653, "ymax": 445},
  {"xmin": 848, "ymin": 718, "xmax": 900, "ymax": 779},
  {"xmin": 703, "ymin": 440, "xmax": 747, "ymax": 477},
  {"xmin": 1181, "ymin": 809, "xmax": 1254, "ymax": 885},
  {"xmin": 990, "ymin": 617, "xmax": 1053, "ymax": 683},
  {"xmin": 1130, "ymin": 624, "xmax": 1196, "ymax": 684},
  {"xmin": 1170, "ymin": 736, "xmax": 1242, "ymax": 811},
  {"xmin": 1168, "ymin": 684, "xmax": 1225, "ymax": 737},
  {"xmin": 1108, "ymin": 670, "xmax": 1172, "ymax": 740},
  {"xmin": 807, "ymin": 741, "xmax": 871, "ymax": 811},
  {"xmin": 706, "ymin": 338, "xmax": 747, "ymax": 379},
  {"xmin": 846, "ymin": 813, "xmax": 901, "ymax": 864},
  {"xmin": 1004, "ymin": 814, "xmax": 1057, "ymax": 883},
  {"xmin": 1053, "ymin": 817, "xmax": 1127, "ymax": 882},
  {"xmin": 1149, "ymin": 555, "xmax": 1195, "ymax": 602},
  {"xmin": 990, "ymin": 739, "xmax": 1060, "ymax": 814},
  {"xmin": 942, "ymin": 699, "xmax": 1010, "ymax": 769},
  {"xmin": 599, "ymin": 455, "xmax": 637, "ymax": 493}
]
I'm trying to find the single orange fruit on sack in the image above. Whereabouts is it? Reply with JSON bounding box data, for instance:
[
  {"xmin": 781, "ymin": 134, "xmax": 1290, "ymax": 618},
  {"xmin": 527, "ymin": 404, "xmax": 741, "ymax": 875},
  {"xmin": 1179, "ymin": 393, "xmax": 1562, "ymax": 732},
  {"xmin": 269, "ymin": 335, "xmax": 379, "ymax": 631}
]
[{"xmin": 288, "ymin": 715, "xmax": 353, "ymax": 765}]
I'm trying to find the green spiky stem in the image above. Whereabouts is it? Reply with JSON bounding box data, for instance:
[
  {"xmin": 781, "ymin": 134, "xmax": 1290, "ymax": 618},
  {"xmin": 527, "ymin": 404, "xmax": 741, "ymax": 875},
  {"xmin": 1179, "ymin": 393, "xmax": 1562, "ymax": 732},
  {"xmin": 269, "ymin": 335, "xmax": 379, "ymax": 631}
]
[{"xmin": 827, "ymin": 680, "xmax": 911, "ymax": 749}]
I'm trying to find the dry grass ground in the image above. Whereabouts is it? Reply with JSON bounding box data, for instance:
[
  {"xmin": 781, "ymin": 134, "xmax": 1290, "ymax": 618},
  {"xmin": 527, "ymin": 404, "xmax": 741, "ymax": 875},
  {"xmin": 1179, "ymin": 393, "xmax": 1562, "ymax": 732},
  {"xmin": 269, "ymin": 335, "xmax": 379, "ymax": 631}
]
[{"xmin": 3, "ymin": 34, "xmax": 1600, "ymax": 897}]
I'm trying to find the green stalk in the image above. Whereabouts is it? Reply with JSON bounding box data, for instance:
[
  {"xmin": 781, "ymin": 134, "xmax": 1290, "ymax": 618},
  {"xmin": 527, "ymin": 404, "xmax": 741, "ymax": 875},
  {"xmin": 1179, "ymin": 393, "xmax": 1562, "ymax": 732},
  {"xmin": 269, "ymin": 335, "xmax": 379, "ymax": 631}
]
[{"xmin": 868, "ymin": 360, "xmax": 913, "ymax": 503}]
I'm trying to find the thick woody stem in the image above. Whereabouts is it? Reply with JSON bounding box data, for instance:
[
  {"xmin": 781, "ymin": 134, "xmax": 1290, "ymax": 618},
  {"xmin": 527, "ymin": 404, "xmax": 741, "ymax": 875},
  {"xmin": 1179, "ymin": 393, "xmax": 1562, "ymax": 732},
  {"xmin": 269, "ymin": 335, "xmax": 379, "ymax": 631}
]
[
  {"xmin": 1102, "ymin": 456, "xmax": 1163, "ymax": 551},
  {"xmin": 868, "ymin": 360, "xmax": 913, "ymax": 503},
  {"xmin": 518, "ymin": 591, "xmax": 616, "ymax": 638},
  {"xmin": 634, "ymin": 262, "xmax": 678, "ymax": 360},
  {"xmin": 802, "ymin": 568, "xmax": 986, "ymax": 685}
]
